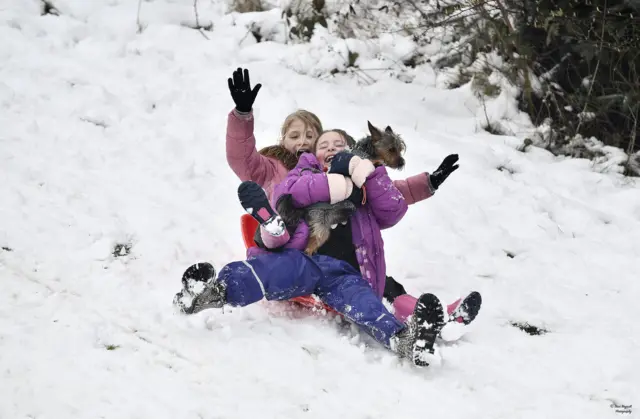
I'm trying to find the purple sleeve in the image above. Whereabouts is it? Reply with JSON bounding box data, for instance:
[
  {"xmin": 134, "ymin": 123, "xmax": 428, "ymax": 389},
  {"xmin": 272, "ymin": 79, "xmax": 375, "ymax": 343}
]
[
  {"xmin": 283, "ymin": 222, "xmax": 309, "ymax": 251},
  {"xmin": 272, "ymin": 155, "xmax": 331, "ymax": 208},
  {"xmin": 363, "ymin": 166, "xmax": 408, "ymax": 229}
]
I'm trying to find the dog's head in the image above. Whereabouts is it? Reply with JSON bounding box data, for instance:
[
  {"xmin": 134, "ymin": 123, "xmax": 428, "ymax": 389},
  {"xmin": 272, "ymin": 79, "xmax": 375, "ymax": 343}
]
[{"xmin": 366, "ymin": 121, "xmax": 406, "ymax": 169}]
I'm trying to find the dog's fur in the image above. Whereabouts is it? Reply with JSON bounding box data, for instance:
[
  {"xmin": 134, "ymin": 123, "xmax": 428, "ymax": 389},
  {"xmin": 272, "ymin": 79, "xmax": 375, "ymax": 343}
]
[
  {"xmin": 274, "ymin": 194, "xmax": 357, "ymax": 255},
  {"xmin": 269, "ymin": 121, "xmax": 407, "ymax": 255},
  {"xmin": 351, "ymin": 121, "xmax": 406, "ymax": 170}
]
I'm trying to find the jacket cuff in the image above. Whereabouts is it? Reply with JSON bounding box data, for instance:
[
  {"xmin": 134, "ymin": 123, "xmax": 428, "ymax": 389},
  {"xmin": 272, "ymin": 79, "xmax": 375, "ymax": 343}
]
[
  {"xmin": 327, "ymin": 174, "xmax": 354, "ymax": 204},
  {"xmin": 425, "ymin": 172, "xmax": 436, "ymax": 194},
  {"xmin": 348, "ymin": 156, "xmax": 375, "ymax": 188},
  {"xmin": 232, "ymin": 108, "xmax": 253, "ymax": 119}
]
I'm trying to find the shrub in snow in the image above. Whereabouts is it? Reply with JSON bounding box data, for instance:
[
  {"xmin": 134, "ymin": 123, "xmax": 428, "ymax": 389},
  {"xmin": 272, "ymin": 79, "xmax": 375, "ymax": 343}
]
[
  {"xmin": 230, "ymin": 0, "xmax": 267, "ymax": 14},
  {"xmin": 112, "ymin": 243, "xmax": 132, "ymax": 258},
  {"xmin": 282, "ymin": 0, "xmax": 329, "ymax": 42},
  {"xmin": 226, "ymin": 0, "xmax": 639, "ymax": 174},
  {"xmin": 510, "ymin": 321, "xmax": 549, "ymax": 336},
  {"xmin": 391, "ymin": 0, "xmax": 640, "ymax": 175},
  {"xmin": 40, "ymin": 0, "xmax": 59, "ymax": 16}
]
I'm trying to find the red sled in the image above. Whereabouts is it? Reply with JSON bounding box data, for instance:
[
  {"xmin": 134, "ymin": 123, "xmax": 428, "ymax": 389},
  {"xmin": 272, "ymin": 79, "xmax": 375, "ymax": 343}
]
[{"xmin": 240, "ymin": 213, "xmax": 336, "ymax": 313}]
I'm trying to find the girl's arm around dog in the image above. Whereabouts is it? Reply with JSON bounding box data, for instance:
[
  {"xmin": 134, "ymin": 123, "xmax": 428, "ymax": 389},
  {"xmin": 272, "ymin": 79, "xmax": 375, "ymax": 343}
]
[
  {"xmin": 273, "ymin": 153, "xmax": 354, "ymax": 208},
  {"xmin": 363, "ymin": 166, "xmax": 409, "ymax": 230},
  {"xmin": 226, "ymin": 109, "xmax": 284, "ymax": 186},
  {"xmin": 328, "ymin": 152, "xmax": 408, "ymax": 229}
]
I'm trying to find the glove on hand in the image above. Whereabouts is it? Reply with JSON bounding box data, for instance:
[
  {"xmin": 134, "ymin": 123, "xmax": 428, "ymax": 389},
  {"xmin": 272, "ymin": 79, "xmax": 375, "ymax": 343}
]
[
  {"xmin": 228, "ymin": 67, "xmax": 262, "ymax": 113},
  {"xmin": 429, "ymin": 154, "xmax": 459, "ymax": 190}
]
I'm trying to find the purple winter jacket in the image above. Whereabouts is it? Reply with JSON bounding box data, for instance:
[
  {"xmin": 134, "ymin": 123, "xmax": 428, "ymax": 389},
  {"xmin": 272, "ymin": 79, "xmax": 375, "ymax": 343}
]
[{"xmin": 270, "ymin": 153, "xmax": 408, "ymax": 297}]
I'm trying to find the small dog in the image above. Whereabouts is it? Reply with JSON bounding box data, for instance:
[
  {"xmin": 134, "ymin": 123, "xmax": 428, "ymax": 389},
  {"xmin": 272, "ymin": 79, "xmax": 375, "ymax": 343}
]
[{"xmin": 269, "ymin": 121, "xmax": 407, "ymax": 256}]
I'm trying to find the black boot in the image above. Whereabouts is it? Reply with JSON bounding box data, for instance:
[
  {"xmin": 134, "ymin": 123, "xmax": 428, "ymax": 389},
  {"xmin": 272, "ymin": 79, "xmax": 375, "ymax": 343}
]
[
  {"xmin": 448, "ymin": 291, "xmax": 482, "ymax": 325},
  {"xmin": 390, "ymin": 293, "xmax": 446, "ymax": 367},
  {"xmin": 173, "ymin": 262, "xmax": 227, "ymax": 314},
  {"xmin": 383, "ymin": 275, "xmax": 407, "ymax": 303}
]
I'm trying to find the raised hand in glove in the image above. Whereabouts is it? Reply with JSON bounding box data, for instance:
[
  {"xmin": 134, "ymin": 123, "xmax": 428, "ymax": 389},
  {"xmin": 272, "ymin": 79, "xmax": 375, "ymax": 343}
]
[
  {"xmin": 429, "ymin": 154, "xmax": 459, "ymax": 190},
  {"xmin": 227, "ymin": 67, "xmax": 262, "ymax": 113}
]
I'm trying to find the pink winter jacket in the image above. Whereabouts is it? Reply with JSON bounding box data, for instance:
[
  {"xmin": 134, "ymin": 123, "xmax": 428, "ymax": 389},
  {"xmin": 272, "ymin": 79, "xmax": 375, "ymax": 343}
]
[{"xmin": 226, "ymin": 109, "xmax": 436, "ymax": 205}]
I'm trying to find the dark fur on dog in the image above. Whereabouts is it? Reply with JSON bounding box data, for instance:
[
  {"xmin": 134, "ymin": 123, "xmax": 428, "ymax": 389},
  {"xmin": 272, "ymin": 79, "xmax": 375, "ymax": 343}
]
[
  {"xmin": 273, "ymin": 194, "xmax": 357, "ymax": 255},
  {"xmin": 260, "ymin": 121, "xmax": 406, "ymax": 255}
]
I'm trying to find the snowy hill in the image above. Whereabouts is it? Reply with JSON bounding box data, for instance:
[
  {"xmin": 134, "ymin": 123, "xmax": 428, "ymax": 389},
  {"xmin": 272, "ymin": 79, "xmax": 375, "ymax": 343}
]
[{"xmin": 1, "ymin": 1, "xmax": 638, "ymax": 418}]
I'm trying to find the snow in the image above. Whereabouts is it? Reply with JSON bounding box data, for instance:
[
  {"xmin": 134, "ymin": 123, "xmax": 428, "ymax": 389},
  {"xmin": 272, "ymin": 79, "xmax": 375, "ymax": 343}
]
[
  {"xmin": 1, "ymin": 1, "xmax": 639, "ymax": 418},
  {"xmin": 262, "ymin": 215, "xmax": 285, "ymax": 236}
]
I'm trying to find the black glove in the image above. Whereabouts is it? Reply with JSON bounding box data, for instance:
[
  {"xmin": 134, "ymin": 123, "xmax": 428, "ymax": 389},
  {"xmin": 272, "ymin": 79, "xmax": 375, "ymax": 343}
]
[
  {"xmin": 347, "ymin": 184, "xmax": 364, "ymax": 207},
  {"xmin": 227, "ymin": 68, "xmax": 262, "ymax": 113},
  {"xmin": 429, "ymin": 154, "xmax": 459, "ymax": 190},
  {"xmin": 327, "ymin": 151, "xmax": 355, "ymax": 177}
]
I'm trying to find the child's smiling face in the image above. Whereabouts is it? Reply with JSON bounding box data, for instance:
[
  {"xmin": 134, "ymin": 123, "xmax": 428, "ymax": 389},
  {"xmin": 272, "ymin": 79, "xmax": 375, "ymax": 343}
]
[{"xmin": 315, "ymin": 131, "xmax": 347, "ymax": 169}]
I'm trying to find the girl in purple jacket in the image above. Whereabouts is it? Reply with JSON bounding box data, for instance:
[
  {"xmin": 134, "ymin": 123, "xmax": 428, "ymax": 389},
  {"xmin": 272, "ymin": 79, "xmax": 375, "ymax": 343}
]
[
  {"xmin": 247, "ymin": 130, "xmax": 482, "ymax": 333},
  {"xmin": 173, "ymin": 141, "xmax": 450, "ymax": 367}
]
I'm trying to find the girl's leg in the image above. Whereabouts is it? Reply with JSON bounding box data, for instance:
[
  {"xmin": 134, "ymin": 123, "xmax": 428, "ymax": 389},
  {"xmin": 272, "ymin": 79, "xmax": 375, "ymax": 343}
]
[
  {"xmin": 392, "ymin": 292, "xmax": 482, "ymax": 325},
  {"xmin": 310, "ymin": 255, "xmax": 403, "ymax": 347},
  {"xmin": 175, "ymin": 253, "xmax": 446, "ymax": 366},
  {"xmin": 319, "ymin": 273, "xmax": 405, "ymax": 347},
  {"xmin": 310, "ymin": 255, "xmax": 446, "ymax": 366},
  {"xmin": 238, "ymin": 180, "xmax": 289, "ymax": 249},
  {"xmin": 220, "ymin": 250, "xmax": 324, "ymax": 306},
  {"xmin": 174, "ymin": 249, "xmax": 326, "ymax": 313},
  {"xmin": 179, "ymin": 252, "xmax": 404, "ymax": 346},
  {"xmin": 384, "ymin": 275, "xmax": 470, "ymax": 323}
]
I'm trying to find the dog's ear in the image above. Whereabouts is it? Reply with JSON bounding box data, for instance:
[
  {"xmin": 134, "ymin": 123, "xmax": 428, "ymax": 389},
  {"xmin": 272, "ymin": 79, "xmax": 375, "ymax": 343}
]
[
  {"xmin": 384, "ymin": 126, "xmax": 394, "ymax": 134},
  {"xmin": 367, "ymin": 121, "xmax": 382, "ymax": 142}
]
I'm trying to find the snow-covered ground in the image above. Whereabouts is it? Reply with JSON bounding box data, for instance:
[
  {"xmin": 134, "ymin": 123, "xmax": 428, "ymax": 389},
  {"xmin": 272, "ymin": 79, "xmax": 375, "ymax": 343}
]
[{"xmin": 1, "ymin": 1, "xmax": 638, "ymax": 418}]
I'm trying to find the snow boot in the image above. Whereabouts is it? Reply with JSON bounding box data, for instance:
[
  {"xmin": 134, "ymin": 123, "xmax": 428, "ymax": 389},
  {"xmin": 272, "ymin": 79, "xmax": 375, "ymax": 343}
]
[
  {"xmin": 448, "ymin": 291, "xmax": 482, "ymax": 325},
  {"xmin": 439, "ymin": 291, "xmax": 482, "ymax": 342},
  {"xmin": 173, "ymin": 262, "xmax": 227, "ymax": 314},
  {"xmin": 390, "ymin": 293, "xmax": 446, "ymax": 367},
  {"xmin": 238, "ymin": 181, "xmax": 286, "ymax": 237}
]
